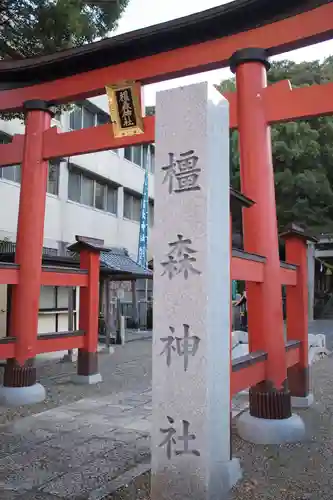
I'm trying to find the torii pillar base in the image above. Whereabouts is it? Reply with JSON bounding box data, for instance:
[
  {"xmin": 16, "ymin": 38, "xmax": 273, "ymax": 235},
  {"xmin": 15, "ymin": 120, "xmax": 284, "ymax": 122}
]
[
  {"xmin": 72, "ymin": 350, "xmax": 102, "ymax": 385},
  {"xmin": 0, "ymin": 359, "xmax": 46, "ymax": 406},
  {"xmin": 67, "ymin": 236, "xmax": 109, "ymax": 387},
  {"xmin": 236, "ymin": 412, "xmax": 305, "ymax": 445},
  {"xmin": 291, "ymin": 394, "xmax": 314, "ymax": 409},
  {"xmin": 236, "ymin": 384, "xmax": 305, "ymax": 445}
]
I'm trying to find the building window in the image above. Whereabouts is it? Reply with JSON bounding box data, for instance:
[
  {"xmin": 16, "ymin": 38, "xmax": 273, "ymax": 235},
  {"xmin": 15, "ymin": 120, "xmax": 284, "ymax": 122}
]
[
  {"xmin": 0, "ymin": 163, "xmax": 58, "ymax": 191},
  {"xmin": 0, "ymin": 131, "xmax": 59, "ymax": 194},
  {"xmin": 1, "ymin": 165, "xmax": 21, "ymax": 183},
  {"xmin": 124, "ymin": 191, "xmax": 141, "ymax": 222},
  {"xmin": 95, "ymin": 181, "xmax": 105, "ymax": 210},
  {"xmin": 68, "ymin": 170, "xmax": 81, "ymax": 202},
  {"xmin": 149, "ymin": 201, "xmax": 154, "ymax": 227},
  {"xmin": 124, "ymin": 147, "xmax": 132, "ymax": 162},
  {"xmin": 39, "ymin": 286, "xmax": 56, "ymax": 309},
  {"xmin": 82, "ymin": 107, "xmax": 95, "ymax": 129},
  {"xmin": 68, "ymin": 166, "xmax": 118, "ymax": 214},
  {"xmin": 0, "ymin": 133, "xmax": 20, "ymax": 182},
  {"xmin": 69, "ymin": 103, "xmax": 110, "ymax": 131},
  {"xmin": 69, "ymin": 105, "xmax": 83, "ymax": 131},
  {"xmin": 81, "ymin": 176, "xmax": 94, "ymax": 206},
  {"xmin": 38, "ymin": 286, "xmax": 77, "ymax": 333},
  {"xmin": 107, "ymin": 186, "xmax": 117, "ymax": 214},
  {"xmin": 123, "ymin": 144, "xmax": 155, "ymax": 173},
  {"xmin": 150, "ymin": 145, "xmax": 155, "ymax": 174},
  {"xmin": 97, "ymin": 112, "xmax": 110, "ymax": 126},
  {"xmin": 132, "ymin": 146, "xmax": 142, "ymax": 167},
  {"xmin": 47, "ymin": 160, "xmax": 60, "ymax": 195},
  {"xmin": 0, "ymin": 133, "xmax": 10, "ymax": 145},
  {"xmin": 136, "ymin": 279, "xmax": 147, "ymax": 301}
]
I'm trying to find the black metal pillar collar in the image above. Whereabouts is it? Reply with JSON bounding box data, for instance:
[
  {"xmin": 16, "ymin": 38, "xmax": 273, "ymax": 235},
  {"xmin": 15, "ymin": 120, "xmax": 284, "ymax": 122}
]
[
  {"xmin": 229, "ymin": 48, "xmax": 270, "ymax": 74},
  {"xmin": 23, "ymin": 99, "xmax": 55, "ymax": 116}
]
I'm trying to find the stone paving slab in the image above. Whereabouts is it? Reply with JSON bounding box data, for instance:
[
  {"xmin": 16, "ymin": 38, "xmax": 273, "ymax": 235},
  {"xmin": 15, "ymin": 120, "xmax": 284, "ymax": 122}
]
[
  {"xmin": 41, "ymin": 459, "xmax": 125, "ymax": 499},
  {"xmin": 0, "ymin": 389, "xmax": 151, "ymax": 500},
  {"xmin": 0, "ymin": 340, "xmax": 153, "ymax": 427},
  {"xmin": 0, "ymin": 387, "xmax": 246, "ymax": 499},
  {"xmin": 0, "ymin": 340, "xmax": 249, "ymax": 500}
]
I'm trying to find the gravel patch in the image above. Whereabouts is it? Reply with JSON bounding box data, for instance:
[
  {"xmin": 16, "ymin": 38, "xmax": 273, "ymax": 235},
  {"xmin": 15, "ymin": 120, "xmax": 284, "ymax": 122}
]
[
  {"xmin": 104, "ymin": 471, "xmax": 151, "ymax": 500},
  {"xmin": 0, "ymin": 340, "xmax": 152, "ymax": 426},
  {"xmin": 103, "ymin": 356, "xmax": 333, "ymax": 500},
  {"xmin": 1, "ymin": 341, "xmax": 333, "ymax": 499}
]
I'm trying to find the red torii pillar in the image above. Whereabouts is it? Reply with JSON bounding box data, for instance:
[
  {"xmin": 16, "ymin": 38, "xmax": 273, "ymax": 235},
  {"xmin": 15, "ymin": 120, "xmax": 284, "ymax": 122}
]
[
  {"xmin": 0, "ymin": 100, "xmax": 52, "ymax": 405},
  {"xmin": 230, "ymin": 49, "xmax": 305, "ymax": 443},
  {"xmin": 281, "ymin": 223, "xmax": 317, "ymax": 408},
  {"xmin": 68, "ymin": 236, "xmax": 107, "ymax": 384}
]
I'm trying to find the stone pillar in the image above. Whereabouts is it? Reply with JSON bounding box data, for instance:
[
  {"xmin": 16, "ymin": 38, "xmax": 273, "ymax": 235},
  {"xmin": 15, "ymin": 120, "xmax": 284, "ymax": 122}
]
[
  {"xmin": 0, "ymin": 100, "xmax": 52, "ymax": 406},
  {"xmin": 152, "ymin": 82, "xmax": 241, "ymax": 500},
  {"xmin": 76, "ymin": 249, "xmax": 101, "ymax": 384},
  {"xmin": 281, "ymin": 224, "xmax": 317, "ymax": 408},
  {"xmin": 230, "ymin": 48, "xmax": 305, "ymax": 444}
]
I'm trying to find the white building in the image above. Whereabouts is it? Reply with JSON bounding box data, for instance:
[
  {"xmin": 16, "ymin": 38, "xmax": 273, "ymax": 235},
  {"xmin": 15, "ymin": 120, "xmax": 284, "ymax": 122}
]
[{"xmin": 0, "ymin": 96, "xmax": 155, "ymax": 337}]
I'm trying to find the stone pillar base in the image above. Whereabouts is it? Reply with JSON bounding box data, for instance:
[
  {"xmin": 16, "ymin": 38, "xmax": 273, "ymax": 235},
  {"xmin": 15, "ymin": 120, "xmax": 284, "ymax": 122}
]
[
  {"xmin": 221, "ymin": 458, "xmax": 242, "ymax": 491},
  {"xmin": 236, "ymin": 411, "xmax": 305, "ymax": 444},
  {"xmin": 72, "ymin": 373, "xmax": 102, "ymax": 385},
  {"xmin": 0, "ymin": 383, "xmax": 46, "ymax": 406},
  {"xmin": 291, "ymin": 393, "xmax": 314, "ymax": 408},
  {"xmin": 236, "ymin": 382, "xmax": 306, "ymax": 444},
  {"xmin": 74, "ymin": 350, "xmax": 101, "ymax": 384},
  {"xmin": 0, "ymin": 358, "xmax": 46, "ymax": 406}
]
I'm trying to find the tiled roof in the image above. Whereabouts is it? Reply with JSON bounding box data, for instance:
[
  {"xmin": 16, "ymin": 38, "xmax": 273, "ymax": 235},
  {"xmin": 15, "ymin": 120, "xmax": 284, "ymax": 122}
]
[{"xmin": 100, "ymin": 247, "xmax": 152, "ymax": 278}]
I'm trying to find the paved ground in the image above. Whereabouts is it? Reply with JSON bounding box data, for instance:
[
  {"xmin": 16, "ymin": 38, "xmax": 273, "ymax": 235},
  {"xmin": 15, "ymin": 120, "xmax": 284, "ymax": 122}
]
[
  {"xmin": 0, "ymin": 337, "xmax": 248, "ymax": 499},
  {"xmin": 83, "ymin": 354, "xmax": 333, "ymax": 500},
  {"xmin": 0, "ymin": 340, "xmax": 152, "ymax": 499},
  {"xmin": 0, "ymin": 338, "xmax": 152, "ymax": 426},
  {"xmin": 231, "ymin": 353, "xmax": 333, "ymax": 500},
  {"xmin": 0, "ymin": 389, "xmax": 152, "ymax": 499},
  {"xmin": 1, "ymin": 321, "xmax": 333, "ymax": 499}
]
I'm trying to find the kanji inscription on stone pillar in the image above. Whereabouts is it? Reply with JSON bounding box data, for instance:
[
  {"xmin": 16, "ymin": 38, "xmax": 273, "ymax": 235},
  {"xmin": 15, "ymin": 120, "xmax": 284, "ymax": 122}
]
[{"xmin": 152, "ymin": 82, "xmax": 240, "ymax": 500}]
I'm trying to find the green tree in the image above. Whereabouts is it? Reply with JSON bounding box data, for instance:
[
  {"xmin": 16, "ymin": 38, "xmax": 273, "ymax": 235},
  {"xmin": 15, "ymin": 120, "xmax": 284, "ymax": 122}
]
[
  {"xmin": 0, "ymin": 0, "xmax": 130, "ymax": 119},
  {"xmin": 0, "ymin": 0, "xmax": 129, "ymax": 59},
  {"xmin": 217, "ymin": 57, "xmax": 333, "ymax": 233}
]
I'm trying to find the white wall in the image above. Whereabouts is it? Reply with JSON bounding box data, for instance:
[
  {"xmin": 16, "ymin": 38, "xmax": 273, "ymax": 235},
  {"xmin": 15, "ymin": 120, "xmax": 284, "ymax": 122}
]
[
  {"xmin": 0, "ymin": 173, "xmax": 152, "ymax": 258},
  {"xmin": 0, "ymin": 181, "xmax": 20, "ymax": 241}
]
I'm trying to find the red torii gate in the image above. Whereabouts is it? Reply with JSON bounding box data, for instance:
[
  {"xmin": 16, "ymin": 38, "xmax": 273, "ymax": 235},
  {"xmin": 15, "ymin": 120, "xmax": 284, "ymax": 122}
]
[{"xmin": 0, "ymin": 0, "xmax": 331, "ymax": 419}]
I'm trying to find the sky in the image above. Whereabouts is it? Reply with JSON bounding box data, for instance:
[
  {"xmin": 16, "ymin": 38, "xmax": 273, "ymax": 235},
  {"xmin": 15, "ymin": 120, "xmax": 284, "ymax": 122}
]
[{"xmin": 113, "ymin": 0, "xmax": 333, "ymax": 106}]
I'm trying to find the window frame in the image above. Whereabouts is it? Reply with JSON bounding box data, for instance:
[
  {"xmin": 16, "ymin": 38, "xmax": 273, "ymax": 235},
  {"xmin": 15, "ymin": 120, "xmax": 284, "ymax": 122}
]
[
  {"xmin": 68, "ymin": 103, "xmax": 110, "ymax": 131},
  {"xmin": 148, "ymin": 200, "xmax": 154, "ymax": 227},
  {"xmin": 47, "ymin": 160, "xmax": 60, "ymax": 196},
  {"xmin": 0, "ymin": 133, "xmax": 60, "ymax": 195},
  {"xmin": 123, "ymin": 144, "xmax": 155, "ymax": 173},
  {"xmin": 68, "ymin": 164, "xmax": 118, "ymax": 215},
  {"xmin": 123, "ymin": 190, "xmax": 142, "ymax": 223}
]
